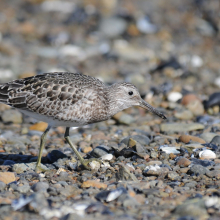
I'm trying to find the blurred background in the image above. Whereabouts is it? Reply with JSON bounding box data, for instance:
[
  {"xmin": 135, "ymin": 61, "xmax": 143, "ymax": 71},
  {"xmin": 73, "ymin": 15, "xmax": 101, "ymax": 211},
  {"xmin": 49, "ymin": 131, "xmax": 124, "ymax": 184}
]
[{"xmin": 0, "ymin": 0, "xmax": 220, "ymax": 114}]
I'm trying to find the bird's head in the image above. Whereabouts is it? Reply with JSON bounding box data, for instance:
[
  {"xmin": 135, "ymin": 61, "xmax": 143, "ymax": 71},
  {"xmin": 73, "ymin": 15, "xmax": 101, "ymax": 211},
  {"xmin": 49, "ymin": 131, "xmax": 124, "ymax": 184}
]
[{"xmin": 109, "ymin": 82, "xmax": 166, "ymax": 119}]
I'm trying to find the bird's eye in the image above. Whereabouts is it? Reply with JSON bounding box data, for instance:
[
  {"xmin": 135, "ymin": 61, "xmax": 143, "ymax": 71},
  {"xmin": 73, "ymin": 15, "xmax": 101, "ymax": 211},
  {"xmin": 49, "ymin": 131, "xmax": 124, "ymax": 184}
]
[{"xmin": 128, "ymin": 91, "xmax": 133, "ymax": 96}]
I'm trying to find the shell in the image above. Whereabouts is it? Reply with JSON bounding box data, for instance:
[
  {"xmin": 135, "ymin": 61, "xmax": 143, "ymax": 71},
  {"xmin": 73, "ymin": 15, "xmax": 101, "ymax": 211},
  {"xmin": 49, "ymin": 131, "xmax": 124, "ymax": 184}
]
[
  {"xmin": 199, "ymin": 149, "xmax": 216, "ymax": 160},
  {"xmin": 89, "ymin": 161, "xmax": 101, "ymax": 170},
  {"xmin": 167, "ymin": 91, "xmax": 182, "ymax": 102},
  {"xmin": 100, "ymin": 154, "xmax": 113, "ymax": 161}
]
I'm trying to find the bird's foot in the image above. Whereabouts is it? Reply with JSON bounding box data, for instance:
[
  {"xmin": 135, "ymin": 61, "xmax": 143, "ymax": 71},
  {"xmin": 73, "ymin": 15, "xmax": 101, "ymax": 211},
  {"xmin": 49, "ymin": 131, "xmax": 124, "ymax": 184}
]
[
  {"xmin": 81, "ymin": 158, "xmax": 102, "ymax": 170},
  {"xmin": 35, "ymin": 164, "xmax": 47, "ymax": 173}
]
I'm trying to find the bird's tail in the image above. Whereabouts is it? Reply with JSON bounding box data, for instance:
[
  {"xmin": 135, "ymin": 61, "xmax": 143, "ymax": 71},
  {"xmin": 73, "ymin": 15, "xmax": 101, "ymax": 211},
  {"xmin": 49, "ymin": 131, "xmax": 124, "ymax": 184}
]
[{"xmin": 0, "ymin": 84, "xmax": 10, "ymax": 104}]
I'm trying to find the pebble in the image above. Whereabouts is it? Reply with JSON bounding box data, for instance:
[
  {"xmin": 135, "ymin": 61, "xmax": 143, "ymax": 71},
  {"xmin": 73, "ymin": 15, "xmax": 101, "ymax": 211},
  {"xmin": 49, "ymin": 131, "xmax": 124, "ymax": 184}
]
[
  {"xmin": 0, "ymin": 172, "xmax": 16, "ymax": 184},
  {"xmin": 200, "ymin": 133, "xmax": 218, "ymax": 143},
  {"xmin": 100, "ymin": 17, "xmax": 127, "ymax": 38},
  {"xmin": 1, "ymin": 109, "xmax": 22, "ymax": 124},
  {"xmin": 210, "ymin": 136, "xmax": 220, "ymax": 146},
  {"xmin": 189, "ymin": 165, "xmax": 209, "ymax": 176},
  {"xmin": 120, "ymin": 135, "xmax": 150, "ymax": 146},
  {"xmin": 12, "ymin": 162, "xmax": 48, "ymax": 174},
  {"xmin": 29, "ymin": 122, "xmax": 48, "ymax": 132},
  {"xmin": 90, "ymin": 145, "xmax": 110, "ymax": 158},
  {"xmin": 181, "ymin": 94, "xmax": 200, "ymax": 106},
  {"xmin": 174, "ymin": 110, "xmax": 194, "ymax": 120},
  {"xmin": 0, "ymin": 181, "xmax": 6, "ymax": 191},
  {"xmin": 179, "ymin": 135, "xmax": 206, "ymax": 144},
  {"xmin": 174, "ymin": 198, "xmax": 208, "ymax": 218},
  {"xmin": 31, "ymin": 182, "xmax": 49, "ymax": 192},
  {"xmin": 160, "ymin": 123, "xmax": 205, "ymax": 132},
  {"xmin": 176, "ymin": 158, "xmax": 191, "ymax": 167},
  {"xmin": 81, "ymin": 180, "xmax": 107, "ymax": 189}
]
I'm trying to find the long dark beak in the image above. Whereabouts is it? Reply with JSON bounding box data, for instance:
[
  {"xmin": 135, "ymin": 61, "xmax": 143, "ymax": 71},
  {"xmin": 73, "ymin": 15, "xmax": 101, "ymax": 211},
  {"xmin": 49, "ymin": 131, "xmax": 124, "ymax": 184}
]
[{"xmin": 139, "ymin": 100, "xmax": 167, "ymax": 119}]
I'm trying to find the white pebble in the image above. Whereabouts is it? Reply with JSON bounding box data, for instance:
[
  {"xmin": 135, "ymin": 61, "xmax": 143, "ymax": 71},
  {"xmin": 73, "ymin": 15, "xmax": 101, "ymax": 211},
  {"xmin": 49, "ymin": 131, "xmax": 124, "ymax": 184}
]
[
  {"xmin": 100, "ymin": 154, "xmax": 113, "ymax": 161},
  {"xmin": 101, "ymin": 161, "xmax": 111, "ymax": 168},
  {"xmin": 199, "ymin": 149, "xmax": 216, "ymax": 160},
  {"xmin": 167, "ymin": 92, "xmax": 182, "ymax": 102}
]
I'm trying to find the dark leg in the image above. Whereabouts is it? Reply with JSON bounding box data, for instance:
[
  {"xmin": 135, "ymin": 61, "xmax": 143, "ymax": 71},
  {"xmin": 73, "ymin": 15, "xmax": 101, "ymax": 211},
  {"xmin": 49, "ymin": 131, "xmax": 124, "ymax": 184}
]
[
  {"xmin": 35, "ymin": 125, "xmax": 51, "ymax": 172},
  {"xmin": 64, "ymin": 127, "xmax": 101, "ymax": 170}
]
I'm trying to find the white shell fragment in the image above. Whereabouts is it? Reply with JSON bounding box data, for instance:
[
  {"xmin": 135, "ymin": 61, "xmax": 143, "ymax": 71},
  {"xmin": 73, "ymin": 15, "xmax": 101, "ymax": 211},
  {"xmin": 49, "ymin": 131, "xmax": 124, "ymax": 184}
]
[
  {"xmin": 199, "ymin": 149, "xmax": 216, "ymax": 160},
  {"xmin": 167, "ymin": 92, "xmax": 183, "ymax": 103},
  {"xmin": 89, "ymin": 161, "xmax": 101, "ymax": 170},
  {"xmin": 100, "ymin": 154, "xmax": 113, "ymax": 161},
  {"xmin": 101, "ymin": 161, "xmax": 111, "ymax": 168},
  {"xmin": 106, "ymin": 187, "xmax": 126, "ymax": 202},
  {"xmin": 159, "ymin": 145, "xmax": 180, "ymax": 154}
]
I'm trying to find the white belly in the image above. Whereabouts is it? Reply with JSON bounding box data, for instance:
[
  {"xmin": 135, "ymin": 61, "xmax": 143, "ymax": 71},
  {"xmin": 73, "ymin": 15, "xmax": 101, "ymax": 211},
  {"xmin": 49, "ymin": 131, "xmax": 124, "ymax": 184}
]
[{"xmin": 19, "ymin": 110, "xmax": 82, "ymax": 127}]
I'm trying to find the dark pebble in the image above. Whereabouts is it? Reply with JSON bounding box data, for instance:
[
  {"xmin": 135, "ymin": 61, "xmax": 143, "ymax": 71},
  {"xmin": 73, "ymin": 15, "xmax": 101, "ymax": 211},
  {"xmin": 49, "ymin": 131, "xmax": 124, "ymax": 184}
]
[
  {"xmin": 3, "ymin": 160, "xmax": 16, "ymax": 165},
  {"xmin": 0, "ymin": 181, "xmax": 6, "ymax": 191},
  {"xmin": 31, "ymin": 182, "xmax": 49, "ymax": 192},
  {"xmin": 120, "ymin": 135, "xmax": 150, "ymax": 146},
  {"xmin": 90, "ymin": 145, "xmax": 110, "ymax": 158},
  {"xmin": 210, "ymin": 136, "xmax": 220, "ymax": 146},
  {"xmin": 189, "ymin": 164, "xmax": 209, "ymax": 176}
]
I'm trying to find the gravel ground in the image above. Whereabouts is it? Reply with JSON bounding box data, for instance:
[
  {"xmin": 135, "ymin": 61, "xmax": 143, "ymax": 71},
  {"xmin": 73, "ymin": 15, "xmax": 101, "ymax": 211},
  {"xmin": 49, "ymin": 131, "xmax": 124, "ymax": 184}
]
[{"xmin": 1, "ymin": 0, "xmax": 220, "ymax": 219}]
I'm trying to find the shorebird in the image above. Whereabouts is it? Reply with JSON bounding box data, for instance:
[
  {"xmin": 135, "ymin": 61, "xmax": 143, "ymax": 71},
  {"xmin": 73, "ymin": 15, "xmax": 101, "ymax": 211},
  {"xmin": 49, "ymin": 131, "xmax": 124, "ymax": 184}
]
[{"xmin": 0, "ymin": 72, "xmax": 166, "ymax": 171}]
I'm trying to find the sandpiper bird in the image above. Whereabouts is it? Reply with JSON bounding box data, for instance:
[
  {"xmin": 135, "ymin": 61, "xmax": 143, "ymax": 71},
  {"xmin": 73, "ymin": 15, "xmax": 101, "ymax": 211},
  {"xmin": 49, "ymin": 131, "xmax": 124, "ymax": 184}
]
[{"xmin": 0, "ymin": 72, "xmax": 166, "ymax": 171}]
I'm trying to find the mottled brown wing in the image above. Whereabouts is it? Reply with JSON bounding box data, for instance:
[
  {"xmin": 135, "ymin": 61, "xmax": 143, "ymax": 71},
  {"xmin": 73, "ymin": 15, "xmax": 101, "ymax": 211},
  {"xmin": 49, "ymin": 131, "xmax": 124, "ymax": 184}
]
[{"xmin": 0, "ymin": 72, "xmax": 105, "ymax": 119}]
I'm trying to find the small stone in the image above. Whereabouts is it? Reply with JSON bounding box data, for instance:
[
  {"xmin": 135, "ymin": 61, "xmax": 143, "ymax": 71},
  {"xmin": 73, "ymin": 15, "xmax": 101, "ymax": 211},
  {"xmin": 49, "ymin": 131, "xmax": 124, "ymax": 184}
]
[
  {"xmin": 206, "ymin": 170, "xmax": 220, "ymax": 179},
  {"xmin": 118, "ymin": 113, "xmax": 135, "ymax": 125},
  {"xmin": 82, "ymin": 146, "xmax": 93, "ymax": 154},
  {"xmin": 186, "ymin": 99, "xmax": 204, "ymax": 116},
  {"xmin": 189, "ymin": 165, "xmax": 209, "ymax": 176},
  {"xmin": 2, "ymin": 109, "xmax": 22, "ymax": 124},
  {"xmin": 81, "ymin": 180, "xmax": 107, "ymax": 189},
  {"xmin": 146, "ymin": 161, "xmax": 162, "ymax": 166},
  {"xmin": 210, "ymin": 136, "xmax": 220, "ymax": 146},
  {"xmin": 100, "ymin": 17, "xmax": 127, "ymax": 38},
  {"xmin": 181, "ymin": 94, "xmax": 200, "ymax": 106},
  {"xmin": 143, "ymin": 165, "xmax": 169, "ymax": 176},
  {"xmin": 160, "ymin": 123, "xmax": 204, "ymax": 132},
  {"xmin": 176, "ymin": 158, "xmax": 191, "ymax": 167},
  {"xmin": 174, "ymin": 110, "xmax": 194, "ymax": 120},
  {"xmin": 0, "ymin": 181, "xmax": 6, "ymax": 190},
  {"xmin": 0, "ymin": 172, "xmax": 16, "ymax": 184},
  {"xmin": 90, "ymin": 145, "xmax": 110, "ymax": 158},
  {"xmin": 174, "ymin": 198, "xmax": 208, "ymax": 218},
  {"xmin": 29, "ymin": 122, "xmax": 48, "ymax": 132},
  {"xmin": 12, "ymin": 162, "xmax": 48, "ymax": 174},
  {"xmin": 31, "ymin": 182, "xmax": 49, "ymax": 192},
  {"xmin": 168, "ymin": 171, "xmax": 180, "ymax": 180},
  {"xmin": 150, "ymin": 151, "xmax": 158, "ymax": 158},
  {"xmin": 120, "ymin": 135, "xmax": 150, "ymax": 146},
  {"xmin": 179, "ymin": 135, "xmax": 206, "ymax": 144},
  {"xmin": 16, "ymin": 185, "xmax": 30, "ymax": 193},
  {"xmin": 128, "ymin": 138, "xmax": 137, "ymax": 148},
  {"xmin": 200, "ymin": 133, "xmax": 217, "ymax": 143}
]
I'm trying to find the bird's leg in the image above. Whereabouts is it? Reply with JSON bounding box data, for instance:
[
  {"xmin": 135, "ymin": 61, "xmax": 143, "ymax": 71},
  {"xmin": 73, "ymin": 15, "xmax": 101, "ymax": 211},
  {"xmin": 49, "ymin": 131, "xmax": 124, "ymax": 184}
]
[
  {"xmin": 64, "ymin": 127, "xmax": 101, "ymax": 170},
  {"xmin": 35, "ymin": 125, "xmax": 51, "ymax": 172}
]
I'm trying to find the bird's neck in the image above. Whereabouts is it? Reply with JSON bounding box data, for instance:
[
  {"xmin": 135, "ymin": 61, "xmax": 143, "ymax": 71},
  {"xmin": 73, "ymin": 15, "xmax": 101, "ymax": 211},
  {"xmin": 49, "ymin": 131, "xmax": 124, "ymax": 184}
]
[{"xmin": 106, "ymin": 84, "xmax": 129, "ymax": 117}]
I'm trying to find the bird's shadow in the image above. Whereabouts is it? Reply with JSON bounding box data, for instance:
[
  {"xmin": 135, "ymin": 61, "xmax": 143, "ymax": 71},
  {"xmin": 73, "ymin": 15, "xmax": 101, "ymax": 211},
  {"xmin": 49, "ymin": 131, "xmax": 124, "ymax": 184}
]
[{"xmin": 0, "ymin": 149, "xmax": 69, "ymax": 169}]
